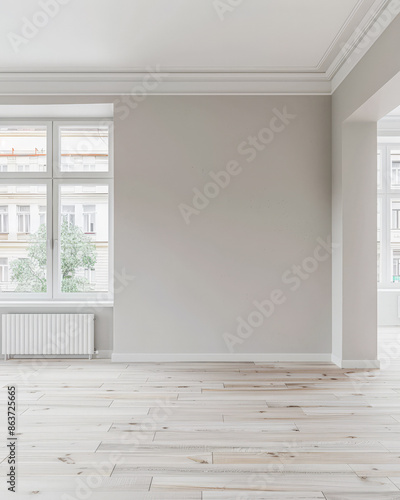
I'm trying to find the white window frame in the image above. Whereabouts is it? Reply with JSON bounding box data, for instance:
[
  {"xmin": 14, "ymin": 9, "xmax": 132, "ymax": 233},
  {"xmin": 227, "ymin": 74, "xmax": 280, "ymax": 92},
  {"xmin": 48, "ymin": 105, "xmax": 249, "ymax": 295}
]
[
  {"xmin": 54, "ymin": 178, "xmax": 113, "ymax": 301},
  {"xmin": 0, "ymin": 121, "xmax": 52, "ymax": 179},
  {"xmin": 0, "ymin": 118, "xmax": 113, "ymax": 303},
  {"xmin": 0, "ymin": 178, "xmax": 53, "ymax": 300},
  {"xmin": 53, "ymin": 121, "xmax": 114, "ymax": 179}
]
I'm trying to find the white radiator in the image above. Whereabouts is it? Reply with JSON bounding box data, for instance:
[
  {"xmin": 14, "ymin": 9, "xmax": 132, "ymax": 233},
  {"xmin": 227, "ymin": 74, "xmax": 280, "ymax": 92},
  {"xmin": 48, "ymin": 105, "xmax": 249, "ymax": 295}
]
[{"xmin": 1, "ymin": 314, "xmax": 94, "ymax": 360}]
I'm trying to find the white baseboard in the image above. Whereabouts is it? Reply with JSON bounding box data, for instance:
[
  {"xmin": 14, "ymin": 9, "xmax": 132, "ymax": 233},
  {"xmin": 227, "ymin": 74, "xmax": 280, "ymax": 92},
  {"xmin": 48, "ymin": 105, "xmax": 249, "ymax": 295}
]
[
  {"xmin": 112, "ymin": 353, "xmax": 332, "ymax": 363},
  {"xmin": 331, "ymin": 355, "xmax": 380, "ymax": 369},
  {"xmin": 331, "ymin": 354, "xmax": 342, "ymax": 367},
  {"xmin": 2, "ymin": 351, "xmax": 112, "ymax": 361}
]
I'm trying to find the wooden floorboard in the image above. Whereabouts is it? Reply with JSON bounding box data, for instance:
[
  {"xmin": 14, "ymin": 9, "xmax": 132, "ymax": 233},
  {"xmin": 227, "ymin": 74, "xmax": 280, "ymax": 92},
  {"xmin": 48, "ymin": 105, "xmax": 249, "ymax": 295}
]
[{"xmin": 1, "ymin": 342, "xmax": 400, "ymax": 498}]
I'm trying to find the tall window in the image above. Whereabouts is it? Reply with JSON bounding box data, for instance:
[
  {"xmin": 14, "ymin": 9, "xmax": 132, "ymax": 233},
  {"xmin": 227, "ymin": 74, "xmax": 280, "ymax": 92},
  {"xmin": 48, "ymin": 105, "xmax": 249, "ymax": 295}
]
[
  {"xmin": 392, "ymin": 162, "xmax": 400, "ymax": 188},
  {"xmin": 62, "ymin": 205, "xmax": 75, "ymax": 226},
  {"xmin": 84, "ymin": 267, "xmax": 96, "ymax": 284},
  {"xmin": 377, "ymin": 145, "xmax": 400, "ymax": 287},
  {"xmin": 0, "ymin": 121, "xmax": 113, "ymax": 300},
  {"xmin": 0, "ymin": 206, "xmax": 8, "ymax": 233},
  {"xmin": 83, "ymin": 205, "xmax": 96, "ymax": 233},
  {"xmin": 17, "ymin": 205, "xmax": 30, "ymax": 233},
  {"xmin": 39, "ymin": 205, "xmax": 46, "ymax": 226},
  {"xmin": 0, "ymin": 258, "xmax": 8, "ymax": 283}
]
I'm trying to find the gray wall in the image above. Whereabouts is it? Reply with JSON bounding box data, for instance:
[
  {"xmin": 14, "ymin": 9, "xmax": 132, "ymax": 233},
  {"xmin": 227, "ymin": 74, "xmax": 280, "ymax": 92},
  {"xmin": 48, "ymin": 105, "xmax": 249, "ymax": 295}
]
[
  {"xmin": 114, "ymin": 95, "xmax": 332, "ymax": 357},
  {"xmin": 0, "ymin": 94, "xmax": 332, "ymax": 358},
  {"xmin": 1, "ymin": 15, "xmax": 400, "ymax": 361}
]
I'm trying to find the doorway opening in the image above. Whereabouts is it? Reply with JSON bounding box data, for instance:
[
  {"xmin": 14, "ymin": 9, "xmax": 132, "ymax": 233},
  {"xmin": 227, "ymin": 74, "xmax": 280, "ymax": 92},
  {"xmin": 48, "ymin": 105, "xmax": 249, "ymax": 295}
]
[{"xmin": 378, "ymin": 105, "xmax": 400, "ymax": 368}]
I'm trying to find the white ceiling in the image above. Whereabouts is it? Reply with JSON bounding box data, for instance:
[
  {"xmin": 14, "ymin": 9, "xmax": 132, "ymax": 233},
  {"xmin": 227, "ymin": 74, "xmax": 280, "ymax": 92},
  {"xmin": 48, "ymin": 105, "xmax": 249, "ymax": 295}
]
[{"xmin": 0, "ymin": 0, "xmax": 396, "ymax": 94}]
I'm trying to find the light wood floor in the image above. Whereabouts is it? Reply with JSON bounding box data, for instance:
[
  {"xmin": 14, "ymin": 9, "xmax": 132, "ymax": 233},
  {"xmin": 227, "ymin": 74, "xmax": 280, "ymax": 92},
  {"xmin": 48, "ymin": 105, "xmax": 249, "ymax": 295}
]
[{"xmin": 1, "ymin": 347, "xmax": 400, "ymax": 498}]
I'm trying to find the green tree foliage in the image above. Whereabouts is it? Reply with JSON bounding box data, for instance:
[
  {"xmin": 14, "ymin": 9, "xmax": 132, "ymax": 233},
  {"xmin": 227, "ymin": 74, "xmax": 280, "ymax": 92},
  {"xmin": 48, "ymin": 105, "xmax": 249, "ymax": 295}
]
[{"xmin": 10, "ymin": 221, "xmax": 97, "ymax": 293}]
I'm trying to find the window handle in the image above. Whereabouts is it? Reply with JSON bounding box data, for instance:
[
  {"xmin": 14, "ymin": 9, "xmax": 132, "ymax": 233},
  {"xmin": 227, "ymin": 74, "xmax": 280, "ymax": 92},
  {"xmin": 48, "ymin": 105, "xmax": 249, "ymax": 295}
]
[{"xmin": 48, "ymin": 239, "xmax": 58, "ymax": 250}]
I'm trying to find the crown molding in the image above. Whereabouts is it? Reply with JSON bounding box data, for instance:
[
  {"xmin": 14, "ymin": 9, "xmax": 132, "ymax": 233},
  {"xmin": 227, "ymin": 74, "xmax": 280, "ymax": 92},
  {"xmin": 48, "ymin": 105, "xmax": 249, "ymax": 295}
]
[
  {"xmin": 329, "ymin": 0, "xmax": 397, "ymax": 91},
  {"xmin": 0, "ymin": 0, "xmax": 396, "ymax": 96},
  {"xmin": 315, "ymin": 0, "xmax": 370, "ymax": 72},
  {"xmin": 0, "ymin": 71, "xmax": 332, "ymax": 96}
]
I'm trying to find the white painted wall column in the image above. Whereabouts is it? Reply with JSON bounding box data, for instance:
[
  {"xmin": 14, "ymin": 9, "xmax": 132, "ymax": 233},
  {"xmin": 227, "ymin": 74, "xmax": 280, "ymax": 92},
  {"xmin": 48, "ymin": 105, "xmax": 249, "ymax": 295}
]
[{"xmin": 332, "ymin": 121, "xmax": 378, "ymax": 368}]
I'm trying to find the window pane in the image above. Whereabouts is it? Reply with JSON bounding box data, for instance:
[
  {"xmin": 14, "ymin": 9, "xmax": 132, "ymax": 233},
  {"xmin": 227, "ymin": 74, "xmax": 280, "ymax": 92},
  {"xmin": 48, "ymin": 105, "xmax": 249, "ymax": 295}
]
[
  {"xmin": 391, "ymin": 151, "xmax": 400, "ymax": 189},
  {"xmin": 378, "ymin": 197, "xmax": 382, "ymax": 283},
  {"xmin": 378, "ymin": 151, "xmax": 382, "ymax": 190},
  {"xmin": 0, "ymin": 184, "xmax": 47, "ymax": 294},
  {"xmin": 391, "ymin": 199, "xmax": 400, "ymax": 283},
  {"xmin": 0, "ymin": 125, "xmax": 47, "ymax": 173},
  {"xmin": 17, "ymin": 205, "xmax": 30, "ymax": 233},
  {"xmin": 39, "ymin": 205, "xmax": 46, "ymax": 226},
  {"xmin": 59, "ymin": 126, "xmax": 109, "ymax": 172},
  {"xmin": 59, "ymin": 184, "xmax": 109, "ymax": 293}
]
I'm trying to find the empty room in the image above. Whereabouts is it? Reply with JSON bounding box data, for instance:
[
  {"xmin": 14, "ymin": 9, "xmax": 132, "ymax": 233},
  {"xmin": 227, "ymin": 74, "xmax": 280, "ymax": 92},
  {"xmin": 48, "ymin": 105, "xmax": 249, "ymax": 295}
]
[{"xmin": 1, "ymin": 0, "xmax": 400, "ymax": 499}]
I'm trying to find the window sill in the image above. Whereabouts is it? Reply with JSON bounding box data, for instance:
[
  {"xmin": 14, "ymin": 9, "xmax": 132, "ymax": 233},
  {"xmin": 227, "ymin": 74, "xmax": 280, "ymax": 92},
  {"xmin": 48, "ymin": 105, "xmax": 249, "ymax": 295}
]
[{"xmin": 0, "ymin": 301, "xmax": 113, "ymax": 308}]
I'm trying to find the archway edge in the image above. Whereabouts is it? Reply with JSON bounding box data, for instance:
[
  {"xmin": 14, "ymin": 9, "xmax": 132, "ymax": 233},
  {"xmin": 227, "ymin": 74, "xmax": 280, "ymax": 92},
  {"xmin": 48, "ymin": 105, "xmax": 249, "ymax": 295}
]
[{"xmin": 332, "ymin": 13, "xmax": 400, "ymax": 367}]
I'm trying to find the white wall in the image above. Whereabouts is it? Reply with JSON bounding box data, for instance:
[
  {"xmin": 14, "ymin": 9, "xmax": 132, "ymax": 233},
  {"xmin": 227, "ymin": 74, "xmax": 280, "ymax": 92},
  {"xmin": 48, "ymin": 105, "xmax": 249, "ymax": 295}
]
[
  {"xmin": 113, "ymin": 95, "xmax": 332, "ymax": 360},
  {"xmin": 379, "ymin": 291, "xmax": 400, "ymax": 325},
  {"xmin": 332, "ymin": 12, "xmax": 400, "ymax": 365}
]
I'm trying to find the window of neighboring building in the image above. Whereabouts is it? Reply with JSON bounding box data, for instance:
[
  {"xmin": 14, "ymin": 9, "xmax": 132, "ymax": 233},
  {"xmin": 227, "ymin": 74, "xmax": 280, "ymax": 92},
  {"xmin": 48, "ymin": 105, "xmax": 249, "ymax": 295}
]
[
  {"xmin": 0, "ymin": 120, "xmax": 113, "ymax": 300},
  {"xmin": 17, "ymin": 205, "xmax": 30, "ymax": 233},
  {"xmin": 39, "ymin": 205, "xmax": 46, "ymax": 226},
  {"xmin": 394, "ymin": 252, "xmax": 400, "ymax": 283},
  {"xmin": 83, "ymin": 205, "xmax": 96, "ymax": 233},
  {"xmin": 0, "ymin": 125, "xmax": 47, "ymax": 173},
  {"xmin": 393, "ymin": 207, "xmax": 400, "ymax": 230},
  {"xmin": 0, "ymin": 257, "xmax": 8, "ymax": 282},
  {"xmin": 84, "ymin": 267, "xmax": 96, "ymax": 284},
  {"xmin": 17, "ymin": 165, "xmax": 30, "ymax": 172},
  {"xmin": 0, "ymin": 206, "xmax": 8, "ymax": 233},
  {"xmin": 59, "ymin": 125, "xmax": 109, "ymax": 173},
  {"xmin": 62, "ymin": 205, "xmax": 75, "ymax": 226},
  {"xmin": 391, "ymin": 156, "xmax": 400, "ymax": 189}
]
